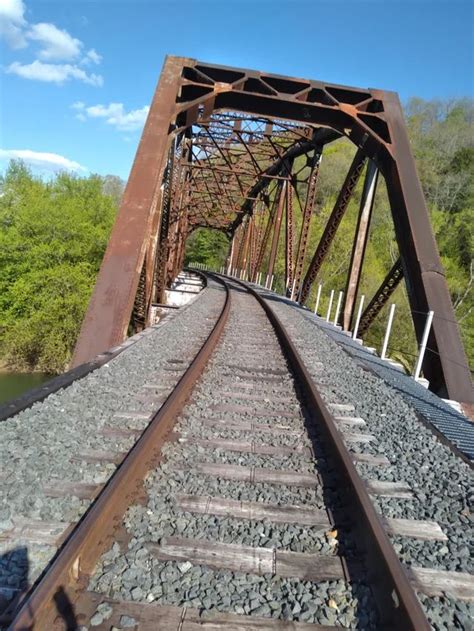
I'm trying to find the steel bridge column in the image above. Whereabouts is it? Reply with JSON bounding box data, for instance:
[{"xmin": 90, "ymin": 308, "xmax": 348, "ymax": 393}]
[
  {"xmin": 285, "ymin": 181, "xmax": 295, "ymax": 295},
  {"xmin": 342, "ymin": 160, "xmax": 378, "ymax": 330},
  {"xmin": 292, "ymin": 154, "xmax": 321, "ymax": 301},
  {"xmin": 382, "ymin": 93, "xmax": 472, "ymax": 401},
  {"xmin": 72, "ymin": 56, "xmax": 188, "ymax": 367},
  {"xmin": 266, "ymin": 182, "xmax": 286, "ymax": 285}
]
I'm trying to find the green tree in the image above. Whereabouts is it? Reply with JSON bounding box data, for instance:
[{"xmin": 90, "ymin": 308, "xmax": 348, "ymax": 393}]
[{"xmin": 0, "ymin": 161, "xmax": 117, "ymax": 373}]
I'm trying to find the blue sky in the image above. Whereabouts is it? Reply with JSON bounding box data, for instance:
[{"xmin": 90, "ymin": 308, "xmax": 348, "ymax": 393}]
[{"xmin": 1, "ymin": 0, "xmax": 472, "ymax": 180}]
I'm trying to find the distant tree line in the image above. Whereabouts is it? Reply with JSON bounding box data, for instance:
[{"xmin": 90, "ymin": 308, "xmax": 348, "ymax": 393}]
[{"xmin": 0, "ymin": 98, "xmax": 471, "ymax": 374}]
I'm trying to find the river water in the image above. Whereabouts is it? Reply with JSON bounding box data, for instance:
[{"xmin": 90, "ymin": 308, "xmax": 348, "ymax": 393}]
[{"xmin": 0, "ymin": 372, "xmax": 51, "ymax": 405}]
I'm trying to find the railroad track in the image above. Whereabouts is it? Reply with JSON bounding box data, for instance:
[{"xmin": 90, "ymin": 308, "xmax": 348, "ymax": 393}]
[{"xmin": 4, "ymin": 275, "xmax": 470, "ymax": 629}]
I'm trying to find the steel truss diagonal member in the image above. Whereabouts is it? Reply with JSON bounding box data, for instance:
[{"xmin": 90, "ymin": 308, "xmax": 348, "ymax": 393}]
[
  {"xmin": 299, "ymin": 149, "xmax": 367, "ymax": 305},
  {"xmin": 358, "ymin": 258, "xmax": 404, "ymax": 336}
]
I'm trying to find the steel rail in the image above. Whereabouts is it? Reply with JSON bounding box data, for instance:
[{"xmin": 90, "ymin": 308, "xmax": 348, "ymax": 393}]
[
  {"xmin": 228, "ymin": 277, "xmax": 430, "ymax": 630},
  {"xmin": 8, "ymin": 275, "xmax": 230, "ymax": 631}
]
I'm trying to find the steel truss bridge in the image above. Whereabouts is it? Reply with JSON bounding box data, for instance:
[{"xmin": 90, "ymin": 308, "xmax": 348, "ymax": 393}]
[{"xmin": 72, "ymin": 56, "xmax": 472, "ymax": 405}]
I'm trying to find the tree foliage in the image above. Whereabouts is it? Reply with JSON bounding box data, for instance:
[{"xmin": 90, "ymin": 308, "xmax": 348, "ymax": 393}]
[{"xmin": 0, "ymin": 162, "xmax": 117, "ymax": 373}]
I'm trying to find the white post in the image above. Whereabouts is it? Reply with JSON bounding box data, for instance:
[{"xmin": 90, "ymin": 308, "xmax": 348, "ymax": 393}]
[
  {"xmin": 333, "ymin": 291, "xmax": 343, "ymax": 326},
  {"xmin": 257, "ymin": 272, "xmax": 262, "ymax": 285},
  {"xmin": 269, "ymin": 274, "xmax": 274, "ymax": 290},
  {"xmin": 326, "ymin": 290, "xmax": 335, "ymax": 322},
  {"xmin": 290, "ymin": 278, "xmax": 297, "ymax": 301},
  {"xmin": 314, "ymin": 284, "xmax": 322, "ymax": 315},
  {"xmin": 352, "ymin": 294, "xmax": 365, "ymax": 340},
  {"xmin": 414, "ymin": 310, "xmax": 434, "ymax": 380},
  {"xmin": 381, "ymin": 303, "xmax": 396, "ymax": 359}
]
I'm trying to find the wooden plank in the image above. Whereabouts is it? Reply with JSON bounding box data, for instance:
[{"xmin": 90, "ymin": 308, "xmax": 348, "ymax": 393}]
[
  {"xmin": 98, "ymin": 426, "xmax": 142, "ymax": 438},
  {"xmin": 42, "ymin": 481, "xmax": 101, "ymax": 500},
  {"xmin": 231, "ymin": 381, "xmax": 291, "ymax": 391},
  {"xmin": 365, "ymin": 480, "xmax": 413, "ymax": 498},
  {"xmin": 210, "ymin": 403, "xmax": 300, "ymax": 419},
  {"xmin": 191, "ymin": 463, "xmax": 319, "ymax": 487},
  {"xmin": 351, "ymin": 452, "xmax": 390, "ymax": 466},
  {"xmin": 197, "ymin": 418, "xmax": 301, "ymax": 435},
  {"xmin": 328, "ymin": 403, "xmax": 355, "ymax": 412},
  {"xmin": 339, "ymin": 431, "xmax": 376, "ymax": 443},
  {"xmin": 333, "ymin": 416, "xmax": 366, "ymax": 427},
  {"xmin": 382, "ymin": 517, "xmax": 447, "ymax": 541},
  {"xmin": 217, "ymin": 364, "xmax": 288, "ymax": 377},
  {"xmin": 113, "ymin": 411, "xmax": 151, "ymax": 420},
  {"xmin": 71, "ymin": 449, "xmax": 125, "ymax": 464},
  {"xmin": 276, "ymin": 549, "xmax": 344, "ymax": 581},
  {"xmin": 178, "ymin": 436, "xmax": 312, "ymax": 458},
  {"xmin": 407, "ymin": 566, "xmax": 474, "ymax": 601},
  {"xmin": 176, "ymin": 495, "xmax": 329, "ymax": 528},
  {"xmin": 149, "ymin": 538, "xmax": 344, "ymax": 582},
  {"xmin": 0, "ymin": 517, "xmax": 72, "ymax": 545},
  {"xmin": 220, "ymin": 391, "xmax": 295, "ymax": 404},
  {"xmin": 183, "ymin": 609, "xmax": 336, "ymax": 630}
]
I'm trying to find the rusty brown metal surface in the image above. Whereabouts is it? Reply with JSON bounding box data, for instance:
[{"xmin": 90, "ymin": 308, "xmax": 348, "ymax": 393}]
[
  {"xmin": 342, "ymin": 160, "xmax": 379, "ymax": 330},
  {"xmin": 266, "ymin": 181, "xmax": 285, "ymax": 283},
  {"xmin": 299, "ymin": 149, "xmax": 367, "ymax": 305},
  {"xmin": 72, "ymin": 56, "xmax": 188, "ymax": 367},
  {"xmin": 292, "ymin": 153, "xmax": 321, "ymax": 300},
  {"xmin": 358, "ymin": 258, "xmax": 404, "ymax": 336},
  {"xmin": 72, "ymin": 55, "xmax": 473, "ymax": 402}
]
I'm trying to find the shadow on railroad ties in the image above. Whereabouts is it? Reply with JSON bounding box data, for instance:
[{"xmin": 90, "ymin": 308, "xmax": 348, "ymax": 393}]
[{"xmin": 0, "ymin": 546, "xmax": 79, "ymax": 630}]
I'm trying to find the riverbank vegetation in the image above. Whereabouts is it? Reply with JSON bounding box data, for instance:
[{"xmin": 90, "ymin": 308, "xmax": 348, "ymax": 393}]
[{"xmin": 1, "ymin": 98, "xmax": 472, "ymax": 375}]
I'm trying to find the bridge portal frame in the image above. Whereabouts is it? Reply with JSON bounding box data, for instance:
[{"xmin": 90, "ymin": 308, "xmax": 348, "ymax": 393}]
[{"xmin": 72, "ymin": 55, "xmax": 473, "ymax": 404}]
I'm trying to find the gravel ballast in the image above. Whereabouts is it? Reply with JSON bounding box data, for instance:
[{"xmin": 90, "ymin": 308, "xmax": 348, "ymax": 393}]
[
  {"xmin": 254, "ymin": 286, "xmax": 473, "ymax": 630},
  {"xmin": 89, "ymin": 282, "xmax": 378, "ymax": 629},
  {"xmin": 0, "ymin": 276, "xmax": 225, "ymax": 596}
]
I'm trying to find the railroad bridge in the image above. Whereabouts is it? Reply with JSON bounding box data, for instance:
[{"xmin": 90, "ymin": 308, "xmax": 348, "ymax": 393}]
[{"xmin": 1, "ymin": 58, "xmax": 473, "ymax": 630}]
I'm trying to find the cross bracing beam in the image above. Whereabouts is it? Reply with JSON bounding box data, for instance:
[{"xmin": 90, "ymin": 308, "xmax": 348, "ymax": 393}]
[{"xmin": 72, "ymin": 55, "xmax": 473, "ymax": 404}]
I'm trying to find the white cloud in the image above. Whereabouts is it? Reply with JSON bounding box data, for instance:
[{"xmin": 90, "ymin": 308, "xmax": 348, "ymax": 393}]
[
  {"xmin": 0, "ymin": 148, "xmax": 87, "ymax": 173},
  {"xmin": 81, "ymin": 48, "xmax": 102, "ymax": 65},
  {"xmin": 27, "ymin": 22, "xmax": 82, "ymax": 61},
  {"xmin": 0, "ymin": 0, "xmax": 27, "ymax": 49},
  {"xmin": 73, "ymin": 102, "xmax": 149, "ymax": 131},
  {"xmin": 7, "ymin": 60, "xmax": 103, "ymax": 86},
  {"xmin": 1, "ymin": 1, "xmax": 103, "ymax": 86}
]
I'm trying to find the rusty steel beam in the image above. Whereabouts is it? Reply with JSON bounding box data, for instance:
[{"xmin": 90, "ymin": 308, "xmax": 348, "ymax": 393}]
[
  {"xmin": 292, "ymin": 153, "xmax": 321, "ymax": 301},
  {"xmin": 72, "ymin": 55, "xmax": 187, "ymax": 367},
  {"xmin": 299, "ymin": 149, "xmax": 367, "ymax": 305},
  {"xmin": 285, "ymin": 179, "xmax": 295, "ymax": 294},
  {"xmin": 251, "ymin": 198, "xmax": 276, "ymax": 281},
  {"xmin": 381, "ymin": 93, "xmax": 472, "ymax": 400},
  {"xmin": 342, "ymin": 160, "xmax": 379, "ymax": 330},
  {"xmin": 358, "ymin": 258, "xmax": 404, "ymax": 336},
  {"xmin": 266, "ymin": 181, "xmax": 286, "ymax": 283},
  {"xmin": 72, "ymin": 56, "xmax": 472, "ymax": 402}
]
